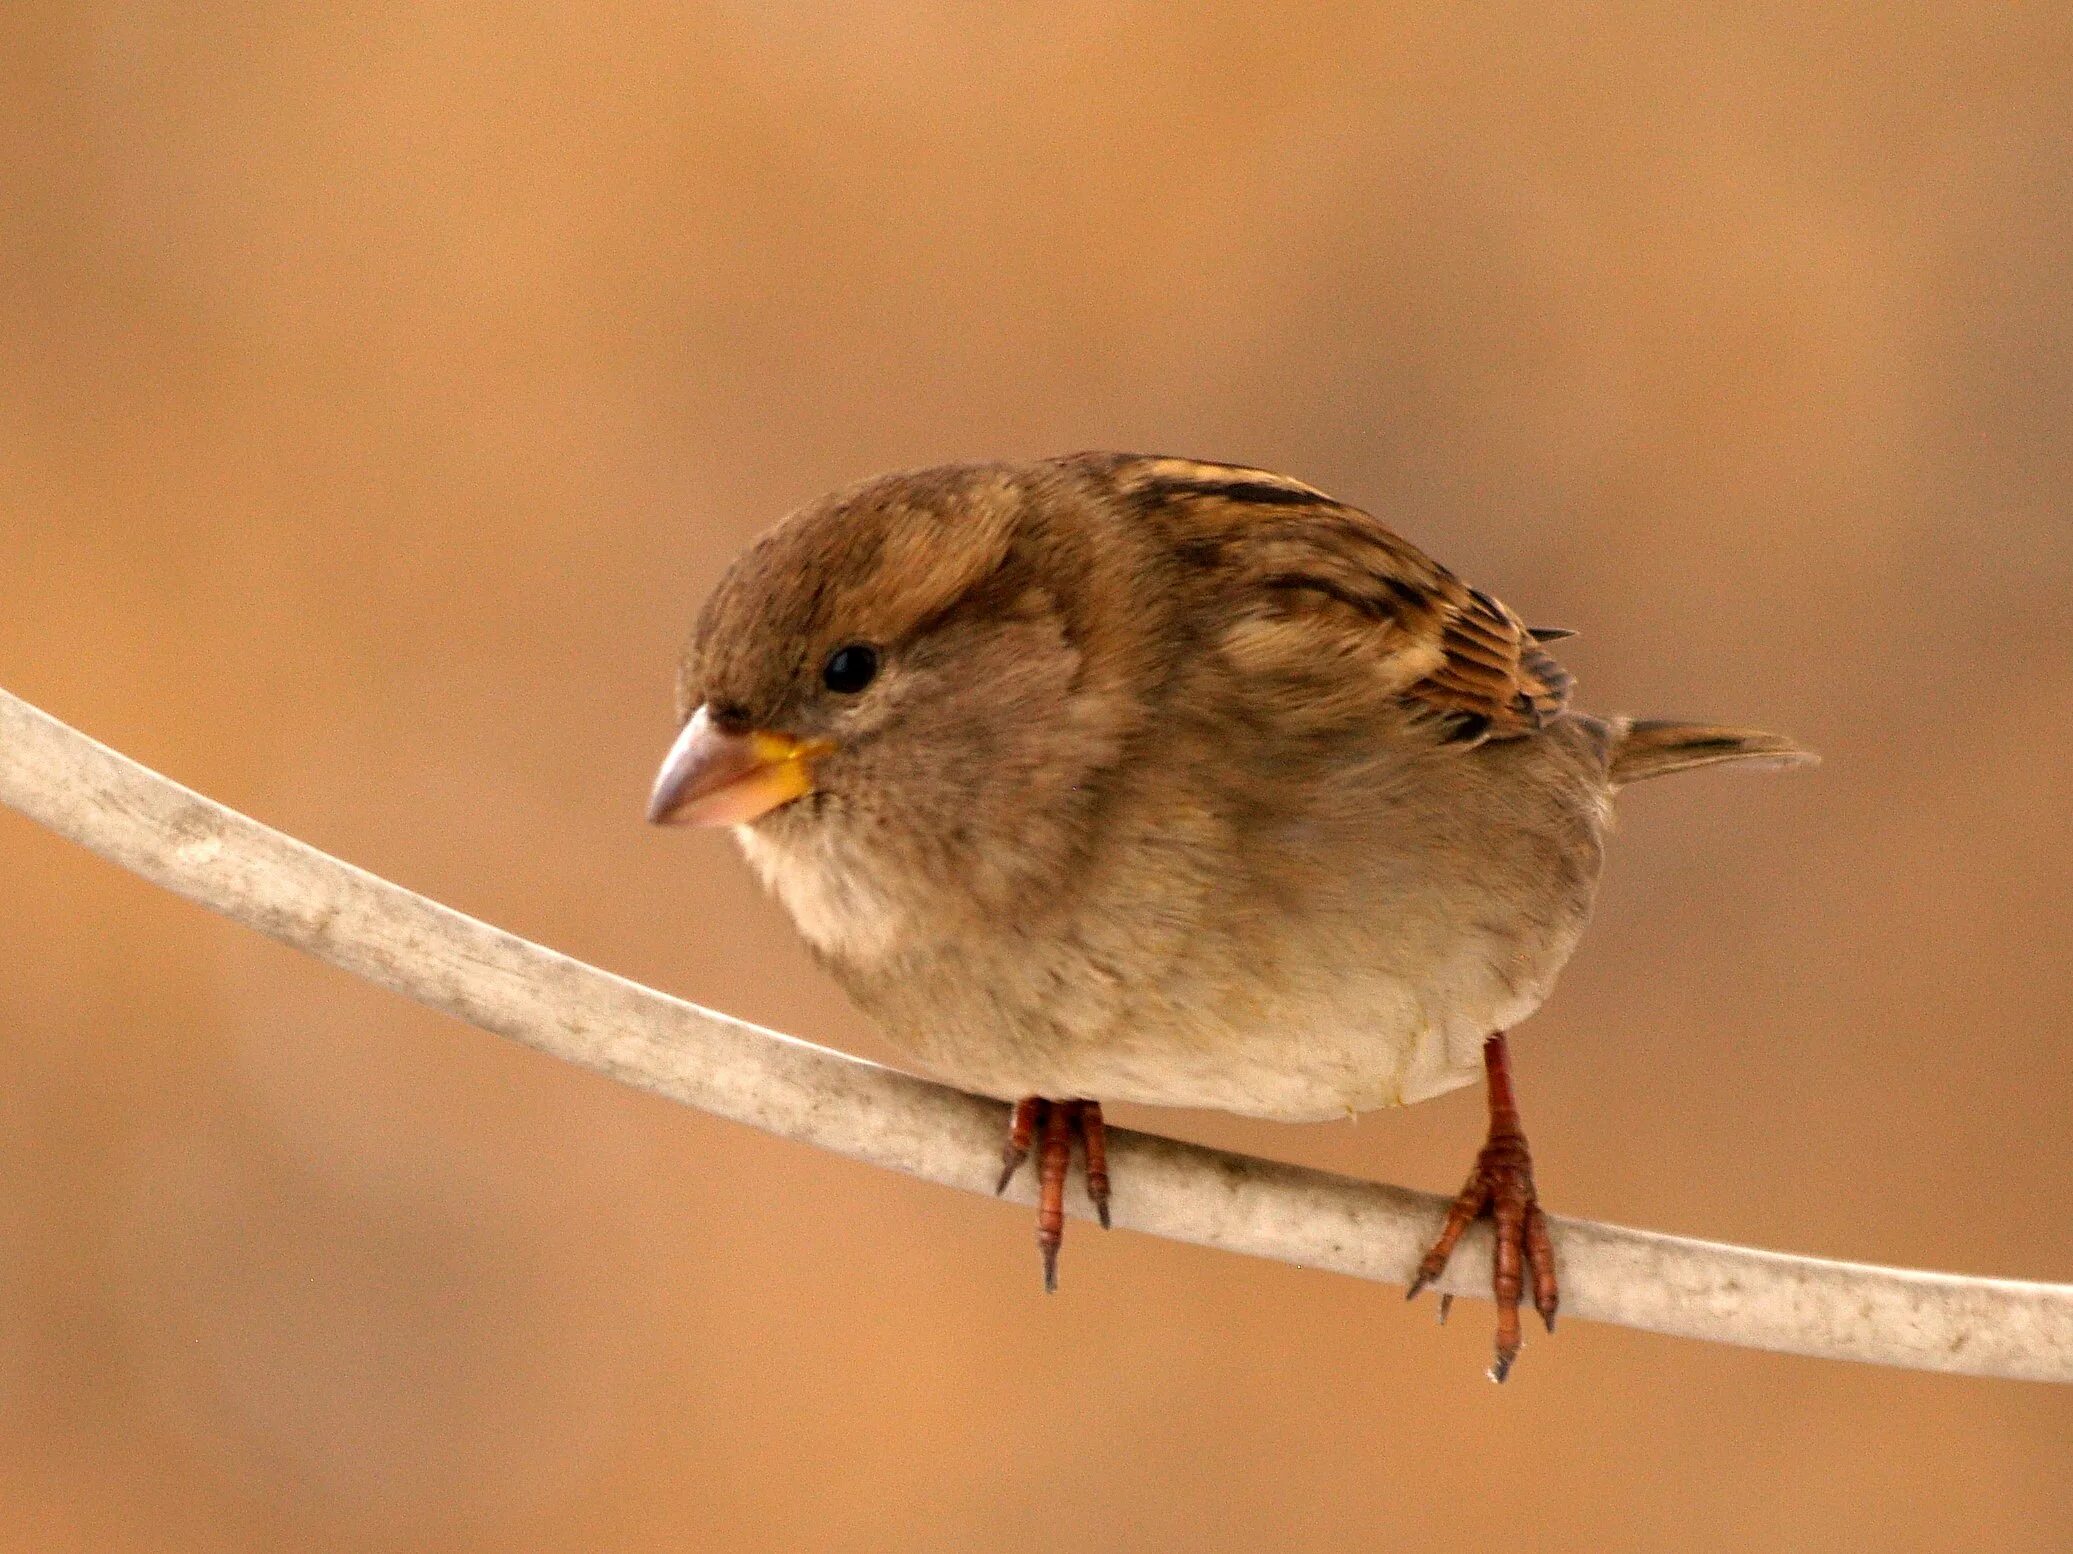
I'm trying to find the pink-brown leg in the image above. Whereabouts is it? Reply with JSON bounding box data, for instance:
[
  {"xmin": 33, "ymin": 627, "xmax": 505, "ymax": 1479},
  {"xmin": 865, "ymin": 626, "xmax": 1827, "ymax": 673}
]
[{"xmin": 1406, "ymin": 1034, "xmax": 1560, "ymax": 1381}]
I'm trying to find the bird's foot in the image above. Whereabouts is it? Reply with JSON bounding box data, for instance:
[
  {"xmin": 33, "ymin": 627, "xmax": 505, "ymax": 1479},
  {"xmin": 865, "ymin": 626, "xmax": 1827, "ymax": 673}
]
[
  {"xmin": 995, "ymin": 1097, "xmax": 1110, "ymax": 1290},
  {"xmin": 1404, "ymin": 1034, "xmax": 1558, "ymax": 1381}
]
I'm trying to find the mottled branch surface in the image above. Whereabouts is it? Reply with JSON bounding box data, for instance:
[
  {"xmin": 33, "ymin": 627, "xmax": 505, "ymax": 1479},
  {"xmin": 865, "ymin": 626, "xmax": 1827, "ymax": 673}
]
[{"xmin": 2, "ymin": 685, "xmax": 2067, "ymax": 1383}]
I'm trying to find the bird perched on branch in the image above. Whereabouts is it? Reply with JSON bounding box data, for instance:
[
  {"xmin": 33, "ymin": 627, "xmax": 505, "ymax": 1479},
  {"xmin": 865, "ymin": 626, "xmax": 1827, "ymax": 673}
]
[{"xmin": 648, "ymin": 452, "xmax": 1814, "ymax": 1380}]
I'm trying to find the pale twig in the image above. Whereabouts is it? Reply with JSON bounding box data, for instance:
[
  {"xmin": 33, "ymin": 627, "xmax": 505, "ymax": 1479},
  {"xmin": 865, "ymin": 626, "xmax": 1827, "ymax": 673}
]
[{"xmin": 1, "ymin": 685, "xmax": 2068, "ymax": 1383}]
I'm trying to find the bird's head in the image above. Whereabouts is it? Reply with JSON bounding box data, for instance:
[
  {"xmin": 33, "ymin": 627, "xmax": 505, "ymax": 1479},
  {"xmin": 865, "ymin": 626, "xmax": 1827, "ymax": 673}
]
[{"xmin": 648, "ymin": 462, "xmax": 1152, "ymax": 931}]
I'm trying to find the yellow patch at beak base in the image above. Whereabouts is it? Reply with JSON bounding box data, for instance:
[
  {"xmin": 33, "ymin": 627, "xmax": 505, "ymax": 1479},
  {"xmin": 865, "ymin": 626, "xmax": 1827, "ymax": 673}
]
[{"xmin": 647, "ymin": 707, "xmax": 825, "ymax": 827}]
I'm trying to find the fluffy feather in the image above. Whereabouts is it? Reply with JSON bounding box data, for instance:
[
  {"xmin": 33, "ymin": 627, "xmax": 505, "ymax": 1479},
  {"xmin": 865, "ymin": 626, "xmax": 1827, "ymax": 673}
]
[{"xmin": 669, "ymin": 453, "xmax": 1812, "ymax": 1120}]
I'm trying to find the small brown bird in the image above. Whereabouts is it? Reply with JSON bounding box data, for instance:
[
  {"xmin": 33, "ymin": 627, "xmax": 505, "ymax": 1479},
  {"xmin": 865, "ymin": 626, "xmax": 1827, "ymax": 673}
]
[{"xmin": 648, "ymin": 453, "xmax": 1814, "ymax": 1379}]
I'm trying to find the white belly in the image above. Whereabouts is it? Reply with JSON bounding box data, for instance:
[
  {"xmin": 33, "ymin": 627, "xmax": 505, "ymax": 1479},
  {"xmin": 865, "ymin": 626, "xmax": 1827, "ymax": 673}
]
[
  {"xmin": 741, "ymin": 732, "xmax": 1603, "ymax": 1123},
  {"xmin": 884, "ymin": 942, "xmax": 1562, "ymax": 1122}
]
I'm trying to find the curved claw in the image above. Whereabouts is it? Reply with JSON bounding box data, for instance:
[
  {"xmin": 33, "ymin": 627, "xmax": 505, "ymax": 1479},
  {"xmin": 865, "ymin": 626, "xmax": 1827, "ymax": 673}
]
[
  {"xmin": 998, "ymin": 1097, "xmax": 1112, "ymax": 1288},
  {"xmin": 997, "ymin": 1097, "xmax": 1042, "ymax": 1194},
  {"xmin": 1411, "ymin": 1032, "xmax": 1561, "ymax": 1381}
]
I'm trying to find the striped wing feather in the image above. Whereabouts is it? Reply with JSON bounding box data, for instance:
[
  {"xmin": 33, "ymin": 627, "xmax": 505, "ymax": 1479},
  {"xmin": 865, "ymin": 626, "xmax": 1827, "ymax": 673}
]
[{"xmin": 1100, "ymin": 454, "xmax": 1572, "ymax": 742}]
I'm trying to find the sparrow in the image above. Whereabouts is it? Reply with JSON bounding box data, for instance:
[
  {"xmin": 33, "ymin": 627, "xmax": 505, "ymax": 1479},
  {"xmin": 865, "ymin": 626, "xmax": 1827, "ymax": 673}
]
[{"xmin": 647, "ymin": 452, "xmax": 1814, "ymax": 1380}]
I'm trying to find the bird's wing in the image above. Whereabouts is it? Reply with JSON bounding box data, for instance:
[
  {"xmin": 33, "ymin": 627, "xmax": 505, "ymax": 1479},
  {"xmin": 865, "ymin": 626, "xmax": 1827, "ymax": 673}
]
[{"xmin": 1102, "ymin": 455, "xmax": 1572, "ymax": 743}]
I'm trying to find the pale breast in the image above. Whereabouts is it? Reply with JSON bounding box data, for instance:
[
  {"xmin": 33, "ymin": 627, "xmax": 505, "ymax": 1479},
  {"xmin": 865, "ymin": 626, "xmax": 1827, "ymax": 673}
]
[
  {"xmin": 733, "ymin": 822, "xmax": 909, "ymax": 966},
  {"xmin": 743, "ymin": 719, "xmax": 1612, "ymax": 1123}
]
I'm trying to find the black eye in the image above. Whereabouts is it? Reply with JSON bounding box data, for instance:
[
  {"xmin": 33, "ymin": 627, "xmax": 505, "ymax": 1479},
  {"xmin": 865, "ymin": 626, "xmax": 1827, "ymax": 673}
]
[{"xmin": 821, "ymin": 643, "xmax": 879, "ymax": 694}]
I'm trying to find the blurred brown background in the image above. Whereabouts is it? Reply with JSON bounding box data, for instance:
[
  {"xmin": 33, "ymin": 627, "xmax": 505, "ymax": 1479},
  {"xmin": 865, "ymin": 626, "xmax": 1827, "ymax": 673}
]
[{"xmin": 3, "ymin": 4, "xmax": 2070, "ymax": 1550}]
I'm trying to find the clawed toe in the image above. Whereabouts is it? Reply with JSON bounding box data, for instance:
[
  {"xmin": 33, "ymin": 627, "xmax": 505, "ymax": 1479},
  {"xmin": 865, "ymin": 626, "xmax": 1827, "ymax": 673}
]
[
  {"xmin": 996, "ymin": 1097, "xmax": 1112, "ymax": 1290},
  {"xmin": 996, "ymin": 1097, "xmax": 1041, "ymax": 1194},
  {"xmin": 1404, "ymin": 1034, "xmax": 1560, "ymax": 1381}
]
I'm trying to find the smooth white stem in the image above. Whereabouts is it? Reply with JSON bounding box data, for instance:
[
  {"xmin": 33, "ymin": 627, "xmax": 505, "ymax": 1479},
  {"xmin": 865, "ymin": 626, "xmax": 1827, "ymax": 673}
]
[{"xmin": 1, "ymin": 684, "xmax": 2067, "ymax": 1383}]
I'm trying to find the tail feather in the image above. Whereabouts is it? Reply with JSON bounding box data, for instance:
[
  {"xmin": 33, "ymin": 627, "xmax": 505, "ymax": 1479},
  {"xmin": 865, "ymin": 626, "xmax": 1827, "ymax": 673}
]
[{"xmin": 1607, "ymin": 718, "xmax": 1818, "ymax": 789}]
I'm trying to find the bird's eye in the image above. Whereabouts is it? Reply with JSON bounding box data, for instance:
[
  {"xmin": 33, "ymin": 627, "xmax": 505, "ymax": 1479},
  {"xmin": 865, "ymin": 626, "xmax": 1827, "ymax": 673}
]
[{"xmin": 821, "ymin": 643, "xmax": 879, "ymax": 694}]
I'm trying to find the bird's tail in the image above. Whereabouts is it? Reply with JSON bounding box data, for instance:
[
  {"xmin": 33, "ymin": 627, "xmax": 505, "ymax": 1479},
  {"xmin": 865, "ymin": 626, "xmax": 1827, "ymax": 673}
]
[{"xmin": 1605, "ymin": 718, "xmax": 1818, "ymax": 790}]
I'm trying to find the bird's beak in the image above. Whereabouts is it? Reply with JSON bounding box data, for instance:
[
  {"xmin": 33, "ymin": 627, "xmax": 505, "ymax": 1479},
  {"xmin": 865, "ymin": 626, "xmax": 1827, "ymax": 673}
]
[{"xmin": 646, "ymin": 706, "xmax": 824, "ymax": 827}]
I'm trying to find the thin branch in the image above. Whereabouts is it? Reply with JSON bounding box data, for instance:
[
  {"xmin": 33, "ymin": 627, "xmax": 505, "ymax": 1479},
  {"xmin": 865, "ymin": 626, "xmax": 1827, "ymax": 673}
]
[{"xmin": 1, "ymin": 685, "xmax": 2067, "ymax": 1384}]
